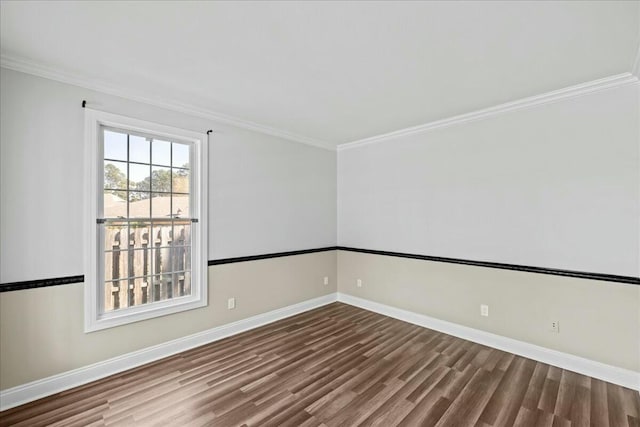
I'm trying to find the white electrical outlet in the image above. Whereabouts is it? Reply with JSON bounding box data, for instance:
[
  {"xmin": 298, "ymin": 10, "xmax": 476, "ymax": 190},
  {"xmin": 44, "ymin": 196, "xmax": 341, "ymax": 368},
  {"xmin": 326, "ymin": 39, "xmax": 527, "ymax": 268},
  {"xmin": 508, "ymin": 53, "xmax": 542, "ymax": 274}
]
[
  {"xmin": 227, "ymin": 297, "xmax": 236, "ymax": 310},
  {"xmin": 324, "ymin": 276, "xmax": 329, "ymax": 285},
  {"xmin": 356, "ymin": 279, "xmax": 362, "ymax": 288},
  {"xmin": 550, "ymin": 320, "xmax": 560, "ymax": 333},
  {"xmin": 480, "ymin": 304, "xmax": 489, "ymax": 317}
]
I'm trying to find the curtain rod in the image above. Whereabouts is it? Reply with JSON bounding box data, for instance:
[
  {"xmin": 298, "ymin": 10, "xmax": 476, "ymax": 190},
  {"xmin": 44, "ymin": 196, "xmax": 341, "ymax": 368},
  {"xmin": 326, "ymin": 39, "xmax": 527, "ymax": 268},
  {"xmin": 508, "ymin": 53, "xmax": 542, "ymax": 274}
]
[{"xmin": 81, "ymin": 99, "xmax": 213, "ymax": 135}]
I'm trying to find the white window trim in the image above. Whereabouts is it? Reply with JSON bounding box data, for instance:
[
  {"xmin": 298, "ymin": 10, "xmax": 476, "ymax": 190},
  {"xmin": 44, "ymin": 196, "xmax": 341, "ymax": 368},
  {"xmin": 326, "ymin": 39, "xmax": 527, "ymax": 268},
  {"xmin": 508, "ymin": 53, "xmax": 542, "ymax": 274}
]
[{"xmin": 84, "ymin": 109, "xmax": 208, "ymax": 332}]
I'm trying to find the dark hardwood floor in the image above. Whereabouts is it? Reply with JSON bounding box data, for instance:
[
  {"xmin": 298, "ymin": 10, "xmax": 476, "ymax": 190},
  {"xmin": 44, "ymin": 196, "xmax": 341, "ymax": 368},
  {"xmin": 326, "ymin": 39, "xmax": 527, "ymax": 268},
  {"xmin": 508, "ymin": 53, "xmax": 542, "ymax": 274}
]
[{"xmin": 1, "ymin": 302, "xmax": 638, "ymax": 426}]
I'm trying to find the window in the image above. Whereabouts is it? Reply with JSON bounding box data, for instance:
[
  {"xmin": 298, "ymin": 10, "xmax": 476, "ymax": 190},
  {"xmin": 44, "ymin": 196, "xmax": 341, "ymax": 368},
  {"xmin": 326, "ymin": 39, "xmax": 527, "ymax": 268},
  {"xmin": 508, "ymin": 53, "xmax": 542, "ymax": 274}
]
[{"xmin": 84, "ymin": 110, "xmax": 207, "ymax": 332}]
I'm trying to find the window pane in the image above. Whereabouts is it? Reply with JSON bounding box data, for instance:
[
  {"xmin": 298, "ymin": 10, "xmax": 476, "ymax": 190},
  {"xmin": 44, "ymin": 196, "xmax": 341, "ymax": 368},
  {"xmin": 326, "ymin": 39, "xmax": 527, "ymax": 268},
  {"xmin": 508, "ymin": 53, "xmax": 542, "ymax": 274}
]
[
  {"xmin": 172, "ymin": 244, "xmax": 191, "ymax": 273},
  {"xmin": 152, "ymin": 139, "xmax": 171, "ymax": 166},
  {"xmin": 151, "ymin": 237, "xmax": 173, "ymax": 280},
  {"xmin": 129, "ymin": 135, "xmax": 150, "ymax": 163},
  {"xmin": 104, "ymin": 250, "xmax": 128, "ymax": 283},
  {"xmin": 137, "ymin": 246, "xmax": 153, "ymax": 278},
  {"xmin": 175, "ymin": 271, "xmax": 191, "ymax": 297},
  {"xmin": 104, "ymin": 222, "xmax": 127, "ymax": 252},
  {"xmin": 129, "ymin": 163, "xmax": 150, "ymax": 190},
  {"xmin": 150, "ymin": 275, "xmax": 162, "ymax": 302},
  {"xmin": 126, "ymin": 249, "xmax": 136, "ymax": 279},
  {"xmin": 150, "ymin": 274, "xmax": 175, "ymax": 302},
  {"xmin": 151, "ymin": 222, "xmax": 173, "ymax": 250},
  {"xmin": 104, "ymin": 280, "xmax": 126, "ymax": 312},
  {"xmin": 125, "ymin": 251, "xmax": 148, "ymax": 310},
  {"xmin": 152, "ymin": 247, "xmax": 173, "ymax": 276},
  {"xmin": 129, "ymin": 193, "xmax": 150, "ymax": 218},
  {"xmin": 172, "ymin": 168, "xmax": 189, "ymax": 193},
  {"xmin": 172, "ymin": 142, "xmax": 190, "ymax": 168},
  {"xmin": 163, "ymin": 273, "xmax": 176, "ymax": 300},
  {"xmin": 104, "ymin": 190, "xmax": 127, "ymax": 218},
  {"xmin": 128, "ymin": 222, "xmax": 151, "ymax": 251},
  {"xmin": 104, "ymin": 161, "xmax": 128, "ymax": 190},
  {"xmin": 131, "ymin": 276, "xmax": 151, "ymax": 306},
  {"xmin": 141, "ymin": 276, "xmax": 152, "ymax": 304},
  {"xmin": 172, "ymin": 195, "xmax": 189, "ymax": 218},
  {"xmin": 151, "ymin": 166, "xmax": 171, "ymax": 192},
  {"xmin": 173, "ymin": 222, "xmax": 191, "ymax": 247},
  {"xmin": 104, "ymin": 130, "xmax": 127, "ymax": 161},
  {"xmin": 151, "ymin": 193, "xmax": 171, "ymax": 218}
]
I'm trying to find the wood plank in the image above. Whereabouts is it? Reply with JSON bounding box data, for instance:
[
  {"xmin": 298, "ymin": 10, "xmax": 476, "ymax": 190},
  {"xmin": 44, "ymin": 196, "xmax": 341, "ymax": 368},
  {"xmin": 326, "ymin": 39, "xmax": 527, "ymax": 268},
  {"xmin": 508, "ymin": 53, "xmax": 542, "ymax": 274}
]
[{"xmin": 591, "ymin": 378, "xmax": 610, "ymax": 426}]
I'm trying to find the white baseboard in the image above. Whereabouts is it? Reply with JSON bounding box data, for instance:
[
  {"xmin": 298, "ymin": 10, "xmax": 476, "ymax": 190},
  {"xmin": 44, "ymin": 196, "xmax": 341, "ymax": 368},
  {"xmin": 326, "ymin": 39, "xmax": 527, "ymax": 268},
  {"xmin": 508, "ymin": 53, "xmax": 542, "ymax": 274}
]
[
  {"xmin": 337, "ymin": 292, "xmax": 640, "ymax": 391},
  {"xmin": 0, "ymin": 293, "xmax": 337, "ymax": 411},
  {"xmin": 2, "ymin": 291, "xmax": 637, "ymax": 412}
]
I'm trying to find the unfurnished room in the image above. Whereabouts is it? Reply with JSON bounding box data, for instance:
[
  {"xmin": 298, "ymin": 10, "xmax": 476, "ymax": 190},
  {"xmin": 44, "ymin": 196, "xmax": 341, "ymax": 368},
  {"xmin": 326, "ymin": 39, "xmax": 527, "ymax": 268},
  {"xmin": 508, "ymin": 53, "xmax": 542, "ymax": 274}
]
[{"xmin": 0, "ymin": 1, "xmax": 639, "ymax": 426}]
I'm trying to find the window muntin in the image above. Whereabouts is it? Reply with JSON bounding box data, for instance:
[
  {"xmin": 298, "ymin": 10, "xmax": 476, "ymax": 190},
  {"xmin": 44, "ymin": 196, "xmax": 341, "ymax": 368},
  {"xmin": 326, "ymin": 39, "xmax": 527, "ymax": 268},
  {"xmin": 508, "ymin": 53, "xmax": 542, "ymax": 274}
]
[
  {"xmin": 85, "ymin": 109, "xmax": 207, "ymax": 332},
  {"xmin": 101, "ymin": 219, "xmax": 193, "ymax": 312},
  {"xmin": 101, "ymin": 128, "xmax": 194, "ymax": 313}
]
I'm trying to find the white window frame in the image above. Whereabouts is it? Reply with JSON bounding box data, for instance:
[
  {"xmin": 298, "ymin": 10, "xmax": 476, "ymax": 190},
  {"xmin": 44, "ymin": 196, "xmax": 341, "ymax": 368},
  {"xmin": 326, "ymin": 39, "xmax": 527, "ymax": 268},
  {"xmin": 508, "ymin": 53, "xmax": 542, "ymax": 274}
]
[{"xmin": 84, "ymin": 109, "xmax": 208, "ymax": 332}]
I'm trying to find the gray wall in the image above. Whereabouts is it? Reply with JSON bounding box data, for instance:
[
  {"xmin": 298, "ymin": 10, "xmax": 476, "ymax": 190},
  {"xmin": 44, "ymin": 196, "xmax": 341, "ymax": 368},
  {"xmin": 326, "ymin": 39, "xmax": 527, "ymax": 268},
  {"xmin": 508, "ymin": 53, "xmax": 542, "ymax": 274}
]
[
  {"xmin": 338, "ymin": 83, "xmax": 640, "ymax": 276},
  {"xmin": 1, "ymin": 66, "xmax": 639, "ymax": 392},
  {"xmin": 337, "ymin": 81, "xmax": 640, "ymax": 373},
  {"xmin": 0, "ymin": 68, "xmax": 337, "ymax": 390},
  {"xmin": 0, "ymin": 68, "xmax": 336, "ymax": 283}
]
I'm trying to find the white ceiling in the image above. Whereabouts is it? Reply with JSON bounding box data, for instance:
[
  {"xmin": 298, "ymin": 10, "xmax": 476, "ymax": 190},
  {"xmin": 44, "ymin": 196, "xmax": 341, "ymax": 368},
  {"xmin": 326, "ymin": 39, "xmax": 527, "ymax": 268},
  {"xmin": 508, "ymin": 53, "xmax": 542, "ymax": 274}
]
[{"xmin": 1, "ymin": 1, "xmax": 638, "ymax": 147}]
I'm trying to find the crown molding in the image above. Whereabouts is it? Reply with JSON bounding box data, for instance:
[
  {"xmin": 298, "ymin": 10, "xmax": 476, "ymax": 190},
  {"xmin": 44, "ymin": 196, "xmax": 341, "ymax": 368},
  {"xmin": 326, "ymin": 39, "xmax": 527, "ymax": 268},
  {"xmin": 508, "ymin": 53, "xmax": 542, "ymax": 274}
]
[
  {"xmin": 0, "ymin": 54, "xmax": 336, "ymax": 151},
  {"xmin": 3, "ymin": 53, "xmax": 637, "ymax": 154},
  {"xmin": 338, "ymin": 72, "xmax": 639, "ymax": 151}
]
